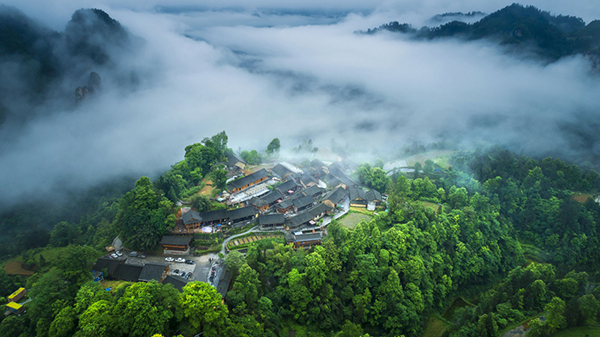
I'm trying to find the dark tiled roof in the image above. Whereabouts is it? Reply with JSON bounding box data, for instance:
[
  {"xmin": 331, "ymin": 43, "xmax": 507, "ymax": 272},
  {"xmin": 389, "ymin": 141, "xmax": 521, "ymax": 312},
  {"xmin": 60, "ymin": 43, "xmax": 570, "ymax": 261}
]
[
  {"xmin": 311, "ymin": 159, "xmax": 326, "ymax": 169},
  {"xmin": 139, "ymin": 263, "xmax": 168, "ymax": 282},
  {"xmin": 217, "ymin": 270, "xmax": 233, "ymax": 299},
  {"xmin": 249, "ymin": 197, "xmax": 268, "ymax": 207},
  {"xmin": 288, "ymin": 211, "xmax": 314, "ymax": 227},
  {"xmin": 227, "ymin": 168, "xmax": 269, "ymax": 190},
  {"xmin": 294, "ymin": 232, "xmax": 322, "ymax": 242},
  {"xmin": 324, "ymin": 187, "xmax": 347, "ymax": 205},
  {"xmin": 293, "ymin": 196, "xmax": 314, "ymax": 209},
  {"xmin": 159, "ymin": 236, "xmax": 193, "ymax": 246},
  {"xmin": 228, "ymin": 206, "xmax": 257, "ymax": 221},
  {"xmin": 113, "ymin": 264, "xmax": 143, "ymax": 282},
  {"xmin": 227, "ymin": 152, "xmax": 246, "ymax": 167},
  {"xmin": 199, "ymin": 209, "xmax": 228, "ymax": 223},
  {"xmin": 92, "ymin": 258, "xmax": 121, "ymax": 276},
  {"xmin": 303, "ymin": 185, "xmax": 324, "ymax": 197},
  {"xmin": 259, "ymin": 214, "xmax": 285, "ymax": 226},
  {"xmin": 276, "ymin": 199, "xmax": 294, "ymax": 210},
  {"xmin": 162, "ymin": 275, "xmax": 189, "ymax": 292},
  {"xmin": 182, "ymin": 210, "xmax": 201, "ymax": 225},
  {"xmin": 348, "ymin": 185, "xmax": 366, "ymax": 201},
  {"xmin": 300, "ymin": 173, "xmax": 316, "ymax": 186},
  {"xmin": 366, "ymin": 189, "xmax": 382, "ymax": 202},
  {"xmin": 260, "ymin": 190, "xmax": 283, "ymax": 204},
  {"xmin": 324, "ymin": 174, "xmax": 343, "ymax": 188},
  {"xmin": 276, "ymin": 179, "xmax": 300, "ymax": 193},
  {"xmin": 308, "ymin": 203, "xmax": 333, "ymax": 217},
  {"xmin": 271, "ymin": 163, "xmax": 292, "ymax": 178}
]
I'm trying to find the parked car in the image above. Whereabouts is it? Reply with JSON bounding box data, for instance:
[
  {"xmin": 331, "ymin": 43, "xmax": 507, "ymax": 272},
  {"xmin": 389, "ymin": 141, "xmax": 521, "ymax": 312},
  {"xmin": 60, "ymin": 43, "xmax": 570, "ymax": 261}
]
[
  {"xmin": 185, "ymin": 272, "xmax": 192, "ymax": 279},
  {"xmin": 165, "ymin": 257, "xmax": 174, "ymax": 262},
  {"xmin": 139, "ymin": 254, "xmax": 147, "ymax": 259},
  {"xmin": 173, "ymin": 269, "xmax": 180, "ymax": 274},
  {"xmin": 110, "ymin": 253, "xmax": 118, "ymax": 258},
  {"xmin": 175, "ymin": 257, "xmax": 185, "ymax": 263},
  {"xmin": 129, "ymin": 251, "xmax": 138, "ymax": 257},
  {"xmin": 116, "ymin": 251, "xmax": 123, "ymax": 257},
  {"xmin": 185, "ymin": 260, "xmax": 195, "ymax": 265}
]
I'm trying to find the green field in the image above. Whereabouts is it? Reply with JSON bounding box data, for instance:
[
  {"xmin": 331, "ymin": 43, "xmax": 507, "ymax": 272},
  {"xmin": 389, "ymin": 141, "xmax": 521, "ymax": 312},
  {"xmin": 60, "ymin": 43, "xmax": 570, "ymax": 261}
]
[
  {"xmin": 422, "ymin": 315, "xmax": 450, "ymax": 337},
  {"xmin": 553, "ymin": 326, "xmax": 600, "ymax": 337},
  {"xmin": 419, "ymin": 201, "xmax": 441, "ymax": 212},
  {"xmin": 339, "ymin": 212, "xmax": 372, "ymax": 229}
]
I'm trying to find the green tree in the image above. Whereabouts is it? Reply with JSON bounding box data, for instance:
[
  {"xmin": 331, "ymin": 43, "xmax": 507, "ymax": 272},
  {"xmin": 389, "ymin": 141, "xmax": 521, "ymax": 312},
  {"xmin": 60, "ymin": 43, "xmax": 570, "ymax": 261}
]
[
  {"xmin": 114, "ymin": 177, "xmax": 175, "ymax": 250},
  {"xmin": 225, "ymin": 251, "xmax": 246, "ymax": 277},
  {"xmin": 180, "ymin": 282, "xmax": 230, "ymax": 336},
  {"xmin": 211, "ymin": 166, "xmax": 228, "ymax": 191},
  {"xmin": 77, "ymin": 300, "xmax": 116, "ymax": 337},
  {"xmin": 191, "ymin": 194, "xmax": 211, "ymax": 212},
  {"xmin": 545, "ymin": 297, "xmax": 566, "ymax": 334},
  {"xmin": 266, "ymin": 138, "xmax": 281, "ymax": 156},
  {"xmin": 49, "ymin": 306, "xmax": 78, "ymax": 337},
  {"xmin": 50, "ymin": 222, "xmax": 81, "ymax": 247}
]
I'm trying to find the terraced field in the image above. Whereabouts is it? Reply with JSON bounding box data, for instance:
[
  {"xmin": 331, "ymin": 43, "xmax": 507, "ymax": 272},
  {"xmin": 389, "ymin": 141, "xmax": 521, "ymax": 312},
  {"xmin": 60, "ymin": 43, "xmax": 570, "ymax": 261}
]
[{"xmin": 228, "ymin": 233, "xmax": 283, "ymax": 249}]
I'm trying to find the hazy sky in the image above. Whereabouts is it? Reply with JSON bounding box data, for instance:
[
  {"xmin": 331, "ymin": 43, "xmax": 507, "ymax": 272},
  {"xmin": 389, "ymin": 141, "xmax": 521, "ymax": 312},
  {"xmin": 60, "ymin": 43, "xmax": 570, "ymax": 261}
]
[{"xmin": 1, "ymin": 0, "xmax": 600, "ymax": 207}]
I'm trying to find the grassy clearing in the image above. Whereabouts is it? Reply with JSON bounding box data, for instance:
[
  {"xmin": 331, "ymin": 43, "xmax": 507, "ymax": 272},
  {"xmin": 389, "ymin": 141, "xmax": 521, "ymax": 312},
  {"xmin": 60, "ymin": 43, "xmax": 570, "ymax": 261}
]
[
  {"xmin": 553, "ymin": 326, "xmax": 600, "ymax": 337},
  {"xmin": 520, "ymin": 243, "xmax": 549, "ymax": 264},
  {"xmin": 442, "ymin": 297, "xmax": 476, "ymax": 321},
  {"xmin": 339, "ymin": 212, "xmax": 372, "ymax": 230},
  {"xmin": 3, "ymin": 260, "xmax": 34, "ymax": 276},
  {"xmin": 419, "ymin": 201, "xmax": 441, "ymax": 212},
  {"xmin": 422, "ymin": 315, "xmax": 450, "ymax": 337},
  {"xmin": 102, "ymin": 280, "xmax": 131, "ymax": 291},
  {"xmin": 198, "ymin": 179, "xmax": 214, "ymax": 196},
  {"xmin": 349, "ymin": 207, "xmax": 375, "ymax": 216},
  {"xmin": 572, "ymin": 193, "xmax": 592, "ymax": 203},
  {"xmin": 405, "ymin": 150, "xmax": 455, "ymax": 168}
]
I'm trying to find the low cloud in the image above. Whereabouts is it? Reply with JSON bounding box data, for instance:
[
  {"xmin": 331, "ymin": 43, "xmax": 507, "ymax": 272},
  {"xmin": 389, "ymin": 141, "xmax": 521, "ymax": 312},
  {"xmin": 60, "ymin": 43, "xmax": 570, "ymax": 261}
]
[{"xmin": 1, "ymin": 1, "xmax": 600, "ymax": 208}]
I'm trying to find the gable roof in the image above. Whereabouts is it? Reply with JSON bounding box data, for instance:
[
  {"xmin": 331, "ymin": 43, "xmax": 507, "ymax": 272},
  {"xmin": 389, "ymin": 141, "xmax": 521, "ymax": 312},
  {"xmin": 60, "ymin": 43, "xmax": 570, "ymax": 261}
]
[
  {"xmin": 271, "ymin": 163, "xmax": 292, "ymax": 178},
  {"xmin": 366, "ymin": 189, "xmax": 383, "ymax": 202},
  {"xmin": 198, "ymin": 209, "xmax": 228, "ymax": 222},
  {"xmin": 113, "ymin": 264, "xmax": 143, "ymax": 282},
  {"xmin": 182, "ymin": 210, "xmax": 202, "ymax": 225},
  {"xmin": 260, "ymin": 190, "xmax": 283, "ymax": 204},
  {"xmin": 303, "ymin": 185, "xmax": 324, "ymax": 197},
  {"xmin": 227, "ymin": 152, "xmax": 246, "ymax": 167},
  {"xmin": 259, "ymin": 213, "xmax": 285, "ymax": 226},
  {"xmin": 324, "ymin": 187, "xmax": 347, "ymax": 205},
  {"xmin": 276, "ymin": 179, "xmax": 300, "ymax": 193},
  {"xmin": 92, "ymin": 258, "xmax": 122, "ymax": 276},
  {"xmin": 288, "ymin": 211, "xmax": 314, "ymax": 227},
  {"xmin": 217, "ymin": 270, "xmax": 233, "ymax": 299},
  {"xmin": 348, "ymin": 185, "xmax": 366, "ymax": 201},
  {"xmin": 138, "ymin": 263, "xmax": 168, "ymax": 282},
  {"xmin": 293, "ymin": 195, "xmax": 314, "ymax": 209},
  {"xmin": 293, "ymin": 232, "xmax": 322, "ymax": 242},
  {"xmin": 324, "ymin": 174, "xmax": 343, "ymax": 188},
  {"xmin": 159, "ymin": 236, "xmax": 193, "ymax": 246},
  {"xmin": 300, "ymin": 173, "xmax": 317, "ymax": 186},
  {"xmin": 162, "ymin": 275, "xmax": 189, "ymax": 292},
  {"xmin": 308, "ymin": 203, "xmax": 333, "ymax": 217},
  {"xmin": 311, "ymin": 159, "xmax": 327, "ymax": 169},
  {"xmin": 228, "ymin": 206, "xmax": 257, "ymax": 221},
  {"xmin": 276, "ymin": 199, "xmax": 294, "ymax": 210},
  {"xmin": 227, "ymin": 168, "xmax": 269, "ymax": 190},
  {"xmin": 249, "ymin": 196, "xmax": 268, "ymax": 207}
]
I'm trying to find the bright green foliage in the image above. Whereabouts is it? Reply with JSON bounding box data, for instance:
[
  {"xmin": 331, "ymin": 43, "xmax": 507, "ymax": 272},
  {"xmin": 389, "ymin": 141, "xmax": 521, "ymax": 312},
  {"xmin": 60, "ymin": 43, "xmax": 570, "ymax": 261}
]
[
  {"xmin": 241, "ymin": 150, "xmax": 262, "ymax": 165},
  {"xmin": 114, "ymin": 177, "xmax": 175, "ymax": 250},
  {"xmin": 180, "ymin": 281, "xmax": 229, "ymax": 336},
  {"xmin": 225, "ymin": 250, "xmax": 246, "ymax": 276},
  {"xmin": 266, "ymin": 138, "xmax": 281, "ymax": 155},
  {"xmin": 211, "ymin": 166, "xmax": 228, "ymax": 191},
  {"xmin": 77, "ymin": 300, "xmax": 116, "ymax": 337},
  {"xmin": 357, "ymin": 163, "xmax": 391, "ymax": 193},
  {"xmin": 74, "ymin": 282, "xmax": 112, "ymax": 314},
  {"xmin": 49, "ymin": 306, "xmax": 78, "ymax": 337}
]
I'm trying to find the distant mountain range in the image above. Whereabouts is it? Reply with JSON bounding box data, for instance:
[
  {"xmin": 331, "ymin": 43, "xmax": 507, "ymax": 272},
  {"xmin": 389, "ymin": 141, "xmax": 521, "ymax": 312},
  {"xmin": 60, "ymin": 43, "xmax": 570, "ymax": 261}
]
[
  {"xmin": 0, "ymin": 6, "xmax": 135, "ymax": 126},
  {"xmin": 363, "ymin": 4, "xmax": 600, "ymax": 64}
]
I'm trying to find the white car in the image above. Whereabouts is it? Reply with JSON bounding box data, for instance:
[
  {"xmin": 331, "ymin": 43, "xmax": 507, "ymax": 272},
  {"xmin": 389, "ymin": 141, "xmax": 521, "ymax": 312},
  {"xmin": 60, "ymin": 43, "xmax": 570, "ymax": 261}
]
[
  {"xmin": 165, "ymin": 257, "xmax": 174, "ymax": 262},
  {"xmin": 175, "ymin": 257, "xmax": 185, "ymax": 263},
  {"xmin": 110, "ymin": 253, "xmax": 118, "ymax": 258},
  {"xmin": 116, "ymin": 251, "xmax": 123, "ymax": 257}
]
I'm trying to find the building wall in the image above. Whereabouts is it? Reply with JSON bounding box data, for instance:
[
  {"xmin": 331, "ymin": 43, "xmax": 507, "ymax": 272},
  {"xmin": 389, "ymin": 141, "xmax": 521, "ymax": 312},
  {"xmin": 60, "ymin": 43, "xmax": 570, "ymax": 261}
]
[{"xmin": 164, "ymin": 248, "xmax": 190, "ymax": 255}]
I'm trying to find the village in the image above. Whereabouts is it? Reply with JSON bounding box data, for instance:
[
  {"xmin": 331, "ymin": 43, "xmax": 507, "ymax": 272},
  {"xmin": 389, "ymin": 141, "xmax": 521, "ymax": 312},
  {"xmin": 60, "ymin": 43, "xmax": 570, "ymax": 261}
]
[{"xmin": 84, "ymin": 152, "xmax": 389, "ymax": 300}]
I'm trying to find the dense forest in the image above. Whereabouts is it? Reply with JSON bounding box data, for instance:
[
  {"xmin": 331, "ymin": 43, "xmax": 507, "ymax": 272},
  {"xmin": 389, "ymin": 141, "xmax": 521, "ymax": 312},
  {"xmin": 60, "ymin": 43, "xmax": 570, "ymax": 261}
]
[
  {"xmin": 364, "ymin": 4, "xmax": 600, "ymax": 63},
  {"xmin": 1, "ymin": 132, "xmax": 599, "ymax": 336}
]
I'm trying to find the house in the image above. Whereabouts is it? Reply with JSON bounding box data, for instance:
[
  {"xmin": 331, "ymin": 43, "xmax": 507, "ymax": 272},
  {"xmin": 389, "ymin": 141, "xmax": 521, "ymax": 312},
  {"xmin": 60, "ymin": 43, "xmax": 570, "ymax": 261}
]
[
  {"xmin": 308, "ymin": 203, "xmax": 333, "ymax": 220},
  {"xmin": 199, "ymin": 209, "xmax": 229, "ymax": 227},
  {"xmin": 227, "ymin": 152, "xmax": 246, "ymax": 171},
  {"xmin": 92, "ymin": 258, "xmax": 123, "ymax": 279},
  {"xmin": 292, "ymin": 232, "xmax": 323, "ymax": 249},
  {"xmin": 293, "ymin": 195, "xmax": 315, "ymax": 212},
  {"xmin": 162, "ymin": 275, "xmax": 189, "ymax": 292},
  {"xmin": 6, "ymin": 302, "xmax": 25, "ymax": 315},
  {"xmin": 275, "ymin": 199, "xmax": 295, "ymax": 214},
  {"xmin": 249, "ymin": 197, "xmax": 269, "ymax": 212},
  {"xmin": 7, "ymin": 288, "xmax": 26, "ymax": 303},
  {"xmin": 260, "ymin": 190, "xmax": 284, "ymax": 207},
  {"xmin": 276, "ymin": 179, "xmax": 301, "ymax": 195},
  {"xmin": 323, "ymin": 187, "xmax": 348, "ymax": 208},
  {"xmin": 217, "ymin": 270, "xmax": 233, "ymax": 301},
  {"xmin": 323, "ymin": 174, "xmax": 345, "ymax": 189},
  {"xmin": 113, "ymin": 264, "xmax": 143, "ymax": 282},
  {"xmin": 228, "ymin": 206, "xmax": 258, "ymax": 224},
  {"xmin": 182, "ymin": 210, "xmax": 203, "ymax": 230},
  {"xmin": 311, "ymin": 159, "xmax": 329, "ymax": 175},
  {"xmin": 348, "ymin": 185, "xmax": 367, "ymax": 207},
  {"xmin": 226, "ymin": 168, "xmax": 269, "ymax": 193},
  {"xmin": 271, "ymin": 163, "xmax": 293, "ymax": 179},
  {"xmin": 287, "ymin": 211, "xmax": 314, "ymax": 228},
  {"xmin": 366, "ymin": 189, "xmax": 383, "ymax": 205},
  {"xmin": 302, "ymin": 185, "xmax": 325, "ymax": 198},
  {"xmin": 138, "ymin": 263, "xmax": 169, "ymax": 282},
  {"xmin": 299, "ymin": 173, "xmax": 318, "ymax": 188},
  {"xmin": 159, "ymin": 236, "xmax": 193, "ymax": 254},
  {"xmin": 258, "ymin": 214, "xmax": 285, "ymax": 229}
]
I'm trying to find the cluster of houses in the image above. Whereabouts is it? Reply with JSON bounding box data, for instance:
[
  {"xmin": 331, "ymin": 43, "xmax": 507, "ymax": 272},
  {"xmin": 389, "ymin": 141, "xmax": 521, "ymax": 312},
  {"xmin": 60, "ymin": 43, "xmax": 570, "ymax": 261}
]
[
  {"xmin": 5, "ymin": 287, "xmax": 27, "ymax": 315},
  {"xmin": 91, "ymin": 257, "xmax": 189, "ymax": 291}
]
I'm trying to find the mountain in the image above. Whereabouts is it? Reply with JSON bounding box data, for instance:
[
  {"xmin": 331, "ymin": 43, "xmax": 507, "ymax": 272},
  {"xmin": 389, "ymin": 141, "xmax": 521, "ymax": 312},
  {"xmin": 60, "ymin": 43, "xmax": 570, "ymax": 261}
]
[
  {"xmin": 0, "ymin": 6, "xmax": 134, "ymax": 127},
  {"xmin": 364, "ymin": 4, "xmax": 600, "ymax": 63}
]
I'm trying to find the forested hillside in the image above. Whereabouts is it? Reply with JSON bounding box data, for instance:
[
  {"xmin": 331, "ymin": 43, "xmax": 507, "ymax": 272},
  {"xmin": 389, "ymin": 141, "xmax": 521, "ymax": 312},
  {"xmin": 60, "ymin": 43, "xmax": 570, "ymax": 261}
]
[{"xmin": 1, "ymin": 140, "xmax": 599, "ymax": 337}]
